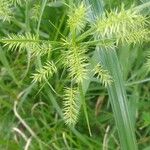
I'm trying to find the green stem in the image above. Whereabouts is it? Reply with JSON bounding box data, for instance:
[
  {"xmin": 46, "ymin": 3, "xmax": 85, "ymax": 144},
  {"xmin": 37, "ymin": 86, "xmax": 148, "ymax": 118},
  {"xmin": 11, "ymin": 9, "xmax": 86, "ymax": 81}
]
[
  {"xmin": 126, "ymin": 78, "xmax": 150, "ymax": 86},
  {"xmin": 25, "ymin": 1, "xmax": 30, "ymax": 32},
  {"xmin": 36, "ymin": 0, "xmax": 48, "ymax": 37},
  {"xmin": 77, "ymin": 28, "xmax": 95, "ymax": 42},
  {"xmin": 82, "ymin": 39, "xmax": 114, "ymax": 46},
  {"xmin": 0, "ymin": 39, "xmax": 63, "ymax": 46},
  {"xmin": 35, "ymin": 0, "xmax": 47, "ymax": 68},
  {"xmin": 79, "ymin": 85, "xmax": 92, "ymax": 137}
]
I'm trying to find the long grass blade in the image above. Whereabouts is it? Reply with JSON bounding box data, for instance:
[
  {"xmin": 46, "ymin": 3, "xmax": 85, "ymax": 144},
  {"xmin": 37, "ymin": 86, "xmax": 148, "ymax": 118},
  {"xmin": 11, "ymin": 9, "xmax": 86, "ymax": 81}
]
[{"xmin": 84, "ymin": 0, "xmax": 138, "ymax": 149}]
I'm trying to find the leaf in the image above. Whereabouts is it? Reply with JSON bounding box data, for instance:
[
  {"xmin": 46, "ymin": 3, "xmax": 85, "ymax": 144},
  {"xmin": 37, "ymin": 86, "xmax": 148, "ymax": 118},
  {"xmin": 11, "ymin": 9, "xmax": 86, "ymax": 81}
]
[
  {"xmin": 84, "ymin": 0, "xmax": 138, "ymax": 149},
  {"xmin": 0, "ymin": 46, "xmax": 19, "ymax": 85}
]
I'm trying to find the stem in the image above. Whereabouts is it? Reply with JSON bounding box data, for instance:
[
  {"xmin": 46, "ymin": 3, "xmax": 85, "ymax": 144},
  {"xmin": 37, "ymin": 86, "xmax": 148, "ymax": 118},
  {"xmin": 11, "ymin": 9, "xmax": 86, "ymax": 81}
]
[
  {"xmin": 36, "ymin": 0, "xmax": 48, "ymax": 36},
  {"xmin": 126, "ymin": 78, "xmax": 150, "ymax": 86},
  {"xmin": 77, "ymin": 28, "xmax": 95, "ymax": 42},
  {"xmin": 79, "ymin": 85, "xmax": 92, "ymax": 137},
  {"xmin": 82, "ymin": 39, "xmax": 114, "ymax": 46},
  {"xmin": 25, "ymin": 1, "xmax": 30, "ymax": 32},
  {"xmin": 0, "ymin": 39, "xmax": 63, "ymax": 45}
]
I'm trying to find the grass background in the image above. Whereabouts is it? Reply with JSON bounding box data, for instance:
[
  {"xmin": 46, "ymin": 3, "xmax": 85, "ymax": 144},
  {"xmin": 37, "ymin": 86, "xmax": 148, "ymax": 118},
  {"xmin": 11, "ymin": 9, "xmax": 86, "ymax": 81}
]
[{"xmin": 0, "ymin": 0, "xmax": 150, "ymax": 149}]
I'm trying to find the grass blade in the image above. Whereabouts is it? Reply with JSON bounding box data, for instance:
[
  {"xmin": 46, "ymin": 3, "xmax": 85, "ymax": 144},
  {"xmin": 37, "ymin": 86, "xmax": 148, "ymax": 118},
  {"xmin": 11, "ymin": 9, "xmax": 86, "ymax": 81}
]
[
  {"xmin": 0, "ymin": 46, "xmax": 19, "ymax": 85},
  {"xmin": 84, "ymin": 0, "xmax": 138, "ymax": 149}
]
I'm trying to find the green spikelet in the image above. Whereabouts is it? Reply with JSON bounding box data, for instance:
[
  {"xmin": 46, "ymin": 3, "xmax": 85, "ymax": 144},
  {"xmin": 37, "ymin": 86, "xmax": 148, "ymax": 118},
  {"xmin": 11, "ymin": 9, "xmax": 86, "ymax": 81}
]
[
  {"xmin": 0, "ymin": 0, "xmax": 13, "ymax": 22},
  {"xmin": 63, "ymin": 41, "xmax": 88, "ymax": 83},
  {"xmin": 32, "ymin": 61, "xmax": 57, "ymax": 82},
  {"xmin": 32, "ymin": 42, "xmax": 52, "ymax": 56},
  {"xmin": 95, "ymin": 5, "xmax": 149, "ymax": 44},
  {"xmin": 63, "ymin": 87, "xmax": 80, "ymax": 126},
  {"xmin": 2, "ymin": 33, "xmax": 38, "ymax": 52},
  {"xmin": 94, "ymin": 63, "xmax": 112, "ymax": 87},
  {"xmin": 118, "ymin": 29, "xmax": 150, "ymax": 45},
  {"xmin": 1, "ymin": 33, "xmax": 52, "ymax": 56},
  {"xmin": 30, "ymin": 3, "xmax": 41, "ymax": 21},
  {"xmin": 67, "ymin": 2, "xmax": 88, "ymax": 32},
  {"xmin": 10, "ymin": 0, "xmax": 24, "ymax": 6}
]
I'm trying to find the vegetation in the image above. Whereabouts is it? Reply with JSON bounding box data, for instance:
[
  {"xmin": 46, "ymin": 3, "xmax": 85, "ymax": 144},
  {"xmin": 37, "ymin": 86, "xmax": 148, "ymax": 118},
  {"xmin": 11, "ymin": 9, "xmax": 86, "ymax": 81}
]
[{"xmin": 0, "ymin": 0, "xmax": 150, "ymax": 149}]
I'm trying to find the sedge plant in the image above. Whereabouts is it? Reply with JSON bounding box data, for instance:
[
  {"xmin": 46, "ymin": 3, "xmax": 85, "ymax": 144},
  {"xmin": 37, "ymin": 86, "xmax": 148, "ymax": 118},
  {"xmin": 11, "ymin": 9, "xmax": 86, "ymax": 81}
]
[{"xmin": 0, "ymin": 0, "xmax": 150, "ymax": 149}]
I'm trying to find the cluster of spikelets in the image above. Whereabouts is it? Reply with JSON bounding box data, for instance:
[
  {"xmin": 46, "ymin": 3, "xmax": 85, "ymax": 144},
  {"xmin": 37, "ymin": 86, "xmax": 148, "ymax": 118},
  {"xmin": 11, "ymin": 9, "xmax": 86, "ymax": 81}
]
[
  {"xmin": 0, "ymin": 2, "xmax": 149, "ymax": 126},
  {"xmin": 67, "ymin": 2, "xmax": 88, "ymax": 32},
  {"xmin": 32, "ymin": 61, "xmax": 57, "ymax": 83},
  {"xmin": 95, "ymin": 5, "xmax": 150, "ymax": 44},
  {"xmin": 0, "ymin": 0, "xmax": 25, "ymax": 21},
  {"xmin": 2, "ymin": 33, "xmax": 52, "ymax": 56},
  {"xmin": 94, "ymin": 64, "xmax": 112, "ymax": 87},
  {"xmin": 0, "ymin": 0, "xmax": 40, "ymax": 22},
  {"xmin": 62, "ymin": 40, "xmax": 89, "ymax": 84}
]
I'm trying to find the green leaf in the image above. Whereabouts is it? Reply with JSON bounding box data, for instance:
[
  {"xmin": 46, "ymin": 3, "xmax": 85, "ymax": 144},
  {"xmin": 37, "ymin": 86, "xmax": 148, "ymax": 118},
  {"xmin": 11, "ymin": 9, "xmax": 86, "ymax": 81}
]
[
  {"xmin": 0, "ymin": 46, "xmax": 19, "ymax": 85},
  {"xmin": 84, "ymin": 0, "xmax": 138, "ymax": 149}
]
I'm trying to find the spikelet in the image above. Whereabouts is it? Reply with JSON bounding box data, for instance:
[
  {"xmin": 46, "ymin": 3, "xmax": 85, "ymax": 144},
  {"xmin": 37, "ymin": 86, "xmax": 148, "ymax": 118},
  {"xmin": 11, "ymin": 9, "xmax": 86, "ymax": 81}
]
[
  {"xmin": 94, "ymin": 64, "xmax": 112, "ymax": 87},
  {"xmin": 1, "ymin": 33, "xmax": 52, "ymax": 56},
  {"xmin": 0, "ymin": 0, "xmax": 13, "ymax": 22},
  {"xmin": 30, "ymin": 3, "xmax": 41, "ymax": 21},
  {"xmin": 10, "ymin": 0, "xmax": 25, "ymax": 6},
  {"xmin": 95, "ymin": 5, "xmax": 149, "ymax": 44},
  {"xmin": 67, "ymin": 2, "xmax": 88, "ymax": 32},
  {"xmin": 32, "ymin": 61, "xmax": 57, "ymax": 82},
  {"xmin": 63, "ymin": 41, "xmax": 88, "ymax": 83},
  {"xmin": 118, "ymin": 29, "xmax": 150, "ymax": 45},
  {"xmin": 32, "ymin": 42, "xmax": 52, "ymax": 56},
  {"xmin": 63, "ymin": 87, "xmax": 80, "ymax": 126},
  {"xmin": 2, "ymin": 33, "xmax": 38, "ymax": 52}
]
